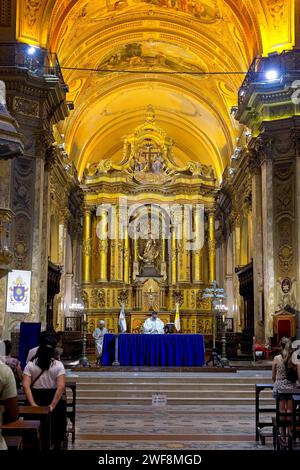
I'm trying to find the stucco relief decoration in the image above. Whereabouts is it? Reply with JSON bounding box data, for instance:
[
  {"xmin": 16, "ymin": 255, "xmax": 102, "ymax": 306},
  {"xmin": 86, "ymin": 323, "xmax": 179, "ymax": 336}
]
[
  {"xmin": 197, "ymin": 290, "xmax": 211, "ymax": 310},
  {"xmin": 74, "ymin": 0, "xmax": 219, "ymax": 22},
  {"xmin": 277, "ymin": 277, "xmax": 296, "ymax": 309},
  {"xmin": 90, "ymin": 288, "xmax": 105, "ymax": 308},
  {"xmin": 267, "ymin": 0, "xmax": 286, "ymax": 32},
  {"xmin": 275, "ymin": 182, "xmax": 294, "ymax": 214},
  {"xmin": 80, "ymin": 290, "xmax": 89, "ymax": 309},
  {"xmin": 274, "ymin": 161, "xmax": 295, "ymax": 282},
  {"xmin": 13, "ymin": 97, "xmax": 39, "ymax": 118},
  {"xmin": 278, "ymin": 244, "xmax": 293, "ymax": 274},
  {"xmin": 118, "ymin": 288, "xmax": 129, "ymax": 306},
  {"xmin": 25, "ymin": 0, "xmax": 42, "ymax": 27}
]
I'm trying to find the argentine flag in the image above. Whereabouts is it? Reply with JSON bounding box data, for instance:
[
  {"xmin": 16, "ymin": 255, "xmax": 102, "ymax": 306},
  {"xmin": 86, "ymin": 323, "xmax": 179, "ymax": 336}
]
[
  {"xmin": 119, "ymin": 303, "xmax": 127, "ymax": 333},
  {"xmin": 175, "ymin": 302, "xmax": 181, "ymax": 332}
]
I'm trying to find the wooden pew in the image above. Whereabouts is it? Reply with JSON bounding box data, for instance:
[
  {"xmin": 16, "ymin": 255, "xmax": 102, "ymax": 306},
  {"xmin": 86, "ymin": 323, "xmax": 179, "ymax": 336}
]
[
  {"xmin": 66, "ymin": 381, "xmax": 76, "ymax": 443},
  {"xmin": 255, "ymin": 383, "xmax": 275, "ymax": 444},
  {"xmin": 1, "ymin": 419, "xmax": 41, "ymax": 449},
  {"xmin": 18, "ymin": 405, "xmax": 51, "ymax": 450},
  {"xmin": 4, "ymin": 435, "xmax": 23, "ymax": 450}
]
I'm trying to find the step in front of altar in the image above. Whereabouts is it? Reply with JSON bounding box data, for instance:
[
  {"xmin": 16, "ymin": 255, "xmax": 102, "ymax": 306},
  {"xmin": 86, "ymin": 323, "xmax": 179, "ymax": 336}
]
[{"xmin": 67, "ymin": 374, "xmax": 273, "ymax": 406}]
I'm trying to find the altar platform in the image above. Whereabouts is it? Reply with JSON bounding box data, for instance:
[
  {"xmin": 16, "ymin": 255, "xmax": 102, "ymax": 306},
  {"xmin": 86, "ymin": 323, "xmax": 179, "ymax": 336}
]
[{"xmin": 102, "ymin": 333, "xmax": 205, "ymax": 367}]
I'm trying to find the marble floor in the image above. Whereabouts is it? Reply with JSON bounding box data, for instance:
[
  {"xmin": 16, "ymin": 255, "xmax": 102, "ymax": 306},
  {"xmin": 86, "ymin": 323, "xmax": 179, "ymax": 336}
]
[{"xmin": 68, "ymin": 370, "xmax": 275, "ymax": 451}]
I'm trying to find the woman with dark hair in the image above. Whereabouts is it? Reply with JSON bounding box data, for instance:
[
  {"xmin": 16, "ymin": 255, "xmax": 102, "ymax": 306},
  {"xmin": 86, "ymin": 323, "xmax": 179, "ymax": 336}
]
[
  {"xmin": 272, "ymin": 337, "xmax": 300, "ymax": 413},
  {"xmin": 22, "ymin": 335, "xmax": 67, "ymax": 449},
  {"xmin": 3, "ymin": 340, "xmax": 23, "ymax": 389}
]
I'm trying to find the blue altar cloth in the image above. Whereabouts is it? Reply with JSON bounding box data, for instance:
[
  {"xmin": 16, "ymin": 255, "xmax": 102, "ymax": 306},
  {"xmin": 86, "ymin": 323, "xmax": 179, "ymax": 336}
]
[{"xmin": 102, "ymin": 334, "xmax": 205, "ymax": 367}]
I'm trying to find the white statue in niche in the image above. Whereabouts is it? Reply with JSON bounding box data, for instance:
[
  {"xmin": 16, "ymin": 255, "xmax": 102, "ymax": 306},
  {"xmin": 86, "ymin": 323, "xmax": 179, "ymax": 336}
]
[{"xmin": 0, "ymin": 81, "xmax": 6, "ymax": 106}]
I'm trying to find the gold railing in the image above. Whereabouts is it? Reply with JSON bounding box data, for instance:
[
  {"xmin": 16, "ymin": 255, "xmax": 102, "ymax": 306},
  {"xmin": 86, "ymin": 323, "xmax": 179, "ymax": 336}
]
[{"xmin": 0, "ymin": 208, "xmax": 14, "ymax": 278}]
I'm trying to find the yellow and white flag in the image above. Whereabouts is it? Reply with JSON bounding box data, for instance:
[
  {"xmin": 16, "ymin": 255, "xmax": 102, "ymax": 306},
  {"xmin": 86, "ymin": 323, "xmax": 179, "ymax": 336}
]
[
  {"xmin": 118, "ymin": 303, "xmax": 127, "ymax": 333},
  {"xmin": 175, "ymin": 302, "xmax": 181, "ymax": 332}
]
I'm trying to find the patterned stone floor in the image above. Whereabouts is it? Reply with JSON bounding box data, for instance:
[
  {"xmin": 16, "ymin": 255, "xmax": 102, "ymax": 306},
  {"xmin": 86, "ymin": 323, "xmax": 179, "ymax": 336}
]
[{"xmin": 68, "ymin": 370, "xmax": 275, "ymax": 450}]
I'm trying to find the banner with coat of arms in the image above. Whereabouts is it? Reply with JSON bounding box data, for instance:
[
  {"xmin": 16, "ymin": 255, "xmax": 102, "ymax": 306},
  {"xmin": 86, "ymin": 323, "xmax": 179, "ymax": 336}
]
[{"xmin": 6, "ymin": 270, "xmax": 31, "ymax": 313}]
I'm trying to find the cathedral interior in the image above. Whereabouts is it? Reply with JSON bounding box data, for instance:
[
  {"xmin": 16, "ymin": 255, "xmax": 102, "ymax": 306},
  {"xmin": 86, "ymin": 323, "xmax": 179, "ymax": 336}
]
[
  {"xmin": 0, "ymin": 0, "xmax": 300, "ymax": 350},
  {"xmin": 2, "ymin": 0, "xmax": 300, "ymax": 456}
]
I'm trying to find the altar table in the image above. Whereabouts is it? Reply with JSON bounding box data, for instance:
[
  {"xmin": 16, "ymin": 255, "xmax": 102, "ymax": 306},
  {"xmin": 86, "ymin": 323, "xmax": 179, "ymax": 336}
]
[{"xmin": 102, "ymin": 333, "xmax": 205, "ymax": 366}]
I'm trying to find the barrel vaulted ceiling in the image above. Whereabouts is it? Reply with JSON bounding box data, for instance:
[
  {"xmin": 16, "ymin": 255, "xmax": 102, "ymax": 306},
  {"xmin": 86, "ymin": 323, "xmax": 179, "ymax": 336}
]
[{"xmin": 17, "ymin": 0, "xmax": 295, "ymax": 180}]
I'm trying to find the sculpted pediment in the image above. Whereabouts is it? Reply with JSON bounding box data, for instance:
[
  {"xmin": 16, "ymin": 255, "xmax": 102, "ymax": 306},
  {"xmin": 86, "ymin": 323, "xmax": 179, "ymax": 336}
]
[{"xmin": 84, "ymin": 105, "xmax": 216, "ymax": 186}]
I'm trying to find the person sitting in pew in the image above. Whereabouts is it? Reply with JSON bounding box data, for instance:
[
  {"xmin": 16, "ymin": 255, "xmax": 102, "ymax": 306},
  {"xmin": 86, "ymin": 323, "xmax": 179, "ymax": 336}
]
[
  {"xmin": 2, "ymin": 340, "xmax": 23, "ymax": 389},
  {"xmin": 26, "ymin": 330, "xmax": 60, "ymax": 364},
  {"xmin": 22, "ymin": 335, "xmax": 67, "ymax": 450},
  {"xmin": 0, "ymin": 361, "xmax": 19, "ymax": 450}
]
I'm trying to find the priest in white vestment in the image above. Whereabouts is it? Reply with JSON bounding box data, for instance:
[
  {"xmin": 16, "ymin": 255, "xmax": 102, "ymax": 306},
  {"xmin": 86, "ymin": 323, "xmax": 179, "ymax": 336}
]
[
  {"xmin": 93, "ymin": 320, "xmax": 108, "ymax": 365},
  {"xmin": 143, "ymin": 310, "xmax": 164, "ymax": 334}
]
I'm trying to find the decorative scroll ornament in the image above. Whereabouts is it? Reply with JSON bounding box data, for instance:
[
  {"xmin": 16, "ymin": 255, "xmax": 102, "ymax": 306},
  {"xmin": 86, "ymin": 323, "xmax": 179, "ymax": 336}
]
[
  {"xmin": 118, "ymin": 288, "xmax": 129, "ymax": 306},
  {"xmin": 172, "ymin": 289, "xmax": 184, "ymax": 307},
  {"xmin": 83, "ymin": 106, "xmax": 216, "ymax": 186}
]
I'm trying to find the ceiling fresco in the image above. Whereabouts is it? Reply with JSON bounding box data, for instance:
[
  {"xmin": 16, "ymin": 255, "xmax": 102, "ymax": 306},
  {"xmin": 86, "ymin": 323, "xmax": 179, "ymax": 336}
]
[{"xmin": 17, "ymin": 0, "xmax": 295, "ymax": 180}]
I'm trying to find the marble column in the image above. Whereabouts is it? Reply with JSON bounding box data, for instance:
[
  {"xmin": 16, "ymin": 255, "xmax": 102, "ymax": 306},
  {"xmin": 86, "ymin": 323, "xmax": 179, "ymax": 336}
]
[
  {"xmin": 261, "ymin": 158, "xmax": 275, "ymax": 340},
  {"xmin": 232, "ymin": 215, "xmax": 242, "ymax": 331},
  {"xmin": 251, "ymin": 166, "xmax": 264, "ymax": 341}
]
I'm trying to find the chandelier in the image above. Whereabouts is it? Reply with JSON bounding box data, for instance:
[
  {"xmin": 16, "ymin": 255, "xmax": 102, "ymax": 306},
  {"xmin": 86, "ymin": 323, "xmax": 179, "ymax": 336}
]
[{"xmin": 69, "ymin": 298, "xmax": 84, "ymax": 314}]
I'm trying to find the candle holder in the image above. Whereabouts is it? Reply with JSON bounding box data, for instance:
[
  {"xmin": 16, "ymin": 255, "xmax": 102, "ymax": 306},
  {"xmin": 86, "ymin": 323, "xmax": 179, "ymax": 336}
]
[
  {"xmin": 69, "ymin": 297, "xmax": 89, "ymax": 367},
  {"xmin": 218, "ymin": 306, "xmax": 230, "ymax": 367}
]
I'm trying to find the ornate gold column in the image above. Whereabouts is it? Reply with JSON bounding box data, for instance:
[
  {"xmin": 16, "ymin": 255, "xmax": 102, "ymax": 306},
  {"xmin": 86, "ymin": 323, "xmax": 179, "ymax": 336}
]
[
  {"xmin": 171, "ymin": 225, "xmax": 177, "ymax": 284},
  {"xmin": 161, "ymin": 235, "xmax": 165, "ymax": 262},
  {"xmin": 82, "ymin": 208, "xmax": 92, "ymax": 283},
  {"xmin": 132, "ymin": 229, "xmax": 139, "ymax": 280},
  {"xmin": 110, "ymin": 205, "xmax": 117, "ymax": 280},
  {"xmin": 183, "ymin": 212, "xmax": 190, "ymax": 282},
  {"xmin": 98, "ymin": 208, "xmax": 108, "ymax": 282},
  {"xmin": 208, "ymin": 208, "xmax": 216, "ymax": 283},
  {"xmin": 193, "ymin": 207, "xmax": 202, "ymax": 282},
  {"xmin": 123, "ymin": 223, "xmax": 130, "ymax": 284}
]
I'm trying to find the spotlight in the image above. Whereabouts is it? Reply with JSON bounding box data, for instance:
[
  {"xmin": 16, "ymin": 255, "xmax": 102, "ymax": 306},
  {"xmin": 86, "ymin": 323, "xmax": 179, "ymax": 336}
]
[
  {"xmin": 265, "ymin": 70, "xmax": 279, "ymax": 81},
  {"xmin": 27, "ymin": 45, "xmax": 38, "ymax": 55},
  {"xmin": 230, "ymin": 106, "xmax": 238, "ymax": 117}
]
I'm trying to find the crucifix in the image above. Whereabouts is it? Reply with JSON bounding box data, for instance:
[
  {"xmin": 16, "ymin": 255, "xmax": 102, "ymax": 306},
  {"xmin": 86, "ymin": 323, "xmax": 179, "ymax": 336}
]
[{"xmin": 141, "ymin": 142, "xmax": 160, "ymax": 170}]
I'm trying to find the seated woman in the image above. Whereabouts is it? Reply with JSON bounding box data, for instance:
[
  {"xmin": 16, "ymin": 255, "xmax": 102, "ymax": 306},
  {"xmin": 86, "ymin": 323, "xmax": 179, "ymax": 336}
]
[
  {"xmin": 272, "ymin": 337, "xmax": 300, "ymax": 414},
  {"xmin": 22, "ymin": 335, "xmax": 67, "ymax": 450}
]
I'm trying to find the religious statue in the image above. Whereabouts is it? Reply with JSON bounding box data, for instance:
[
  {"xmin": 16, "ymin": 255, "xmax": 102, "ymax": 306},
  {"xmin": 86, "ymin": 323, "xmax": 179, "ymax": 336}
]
[
  {"xmin": 134, "ymin": 151, "xmax": 148, "ymax": 172},
  {"xmin": 0, "ymin": 81, "xmax": 6, "ymax": 107},
  {"xmin": 151, "ymin": 153, "xmax": 164, "ymax": 173},
  {"xmin": 139, "ymin": 238, "xmax": 159, "ymax": 265}
]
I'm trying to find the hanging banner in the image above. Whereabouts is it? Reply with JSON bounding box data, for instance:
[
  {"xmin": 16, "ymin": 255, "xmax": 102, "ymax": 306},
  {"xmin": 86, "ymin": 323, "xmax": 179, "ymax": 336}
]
[{"xmin": 6, "ymin": 270, "xmax": 31, "ymax": 313}]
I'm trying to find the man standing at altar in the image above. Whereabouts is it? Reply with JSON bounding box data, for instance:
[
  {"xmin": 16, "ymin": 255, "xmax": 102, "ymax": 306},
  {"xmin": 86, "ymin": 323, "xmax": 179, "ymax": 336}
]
[
  {"xmin": 143, "ymin": 310, "xmax": 164, "ymax": 334},
  {"xmin": 93, "ymin": 320, "xmax": 108, "ymax": 365}
]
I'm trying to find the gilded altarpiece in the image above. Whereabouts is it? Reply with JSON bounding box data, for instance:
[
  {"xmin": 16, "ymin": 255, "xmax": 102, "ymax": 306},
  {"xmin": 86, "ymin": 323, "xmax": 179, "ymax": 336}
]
[{"xmin": 81, "ymin": 107, "xmax": 216, "ymax": 333}]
